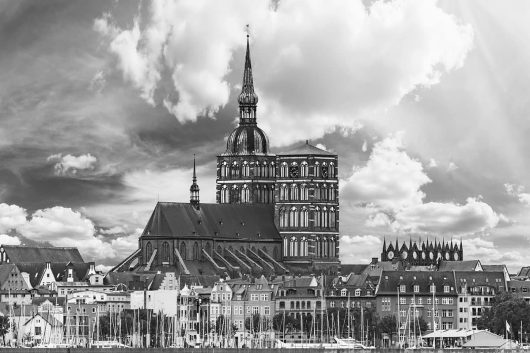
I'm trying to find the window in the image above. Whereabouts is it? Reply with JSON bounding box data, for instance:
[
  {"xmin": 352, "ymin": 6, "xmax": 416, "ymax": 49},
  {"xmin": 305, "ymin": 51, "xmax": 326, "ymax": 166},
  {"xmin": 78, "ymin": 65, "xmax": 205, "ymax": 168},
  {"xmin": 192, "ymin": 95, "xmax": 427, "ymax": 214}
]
[
  {"xmin": 35, "ymin": 326, "xmax": 42, "ymax": 336},
  {"xmin": 355, "ymin": 289, "xmax": 361, "ymax": 297},
  {"xmin": 330, "ymin": 301, "xmax": 335, "ymax": 308},
  {"xmin": 414, "ymin": 285, "xmax": 419, "ymax": 293},
  {"xmin": 418, "ymin": 298, "xmax": 422, "ymax": 305},
  {"xmin": 444, "ymin": 285, "xmax": 450, "ymax": 293},
  {"xmin": 400, "ymin": 310, "xmax": 406, "ymax": 318},
  {"xmin": 430, "ymin": 284, "xmax": 436, "ymax": 293},
  {"xmin": 410, "ymin": 298, "xmax": 415, "ymax": 305},
  {"xmin": 260, "ymin": 294, "xmax": 268, "ymax": 301},
  {"xmin": 251, "ymin": 294, "xmax": 259, "ymax": 301},
  {"xmin": 382, "ymin": 297, "xmax": 391, "ymax": 311},
  {"xmin": 427, "ymin": 298, "xmax": 432, "ymax": 305},
  {"xmin": 400, "ymin": 285, "xmax": 406, "ymax": 293},
  {"xmin": 264, "ymin": 306, "xmax": 270, "ymax": 315},
  {"xmin": 400, "ymin": 297, "xmax": 406, "ymax": 305},
  {"xmin": 341, "ymin": 289, "xmax": 347, "ymax": 297}
]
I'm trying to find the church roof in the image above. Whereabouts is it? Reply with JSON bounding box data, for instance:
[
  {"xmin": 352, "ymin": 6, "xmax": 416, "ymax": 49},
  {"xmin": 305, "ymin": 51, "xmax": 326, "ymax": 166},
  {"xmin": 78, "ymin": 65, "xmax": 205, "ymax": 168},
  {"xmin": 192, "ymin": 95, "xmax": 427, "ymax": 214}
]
[
  {"xmin": 142, "ymin": 202, "xmax": 280, "ymax": 241},
  {"xmin": 279, "ymin": 141, "xmax": 336, "ymax": 156},
  {"xmin": 1, "ymin": 245, "xmax": 84, "ymax": 264}
]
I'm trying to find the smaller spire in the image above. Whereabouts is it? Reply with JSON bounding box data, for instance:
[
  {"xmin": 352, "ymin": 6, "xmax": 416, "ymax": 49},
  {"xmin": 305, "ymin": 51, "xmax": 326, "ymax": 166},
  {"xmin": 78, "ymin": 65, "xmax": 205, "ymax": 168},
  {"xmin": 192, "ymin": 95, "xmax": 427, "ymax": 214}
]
[{"xmin": 190, "ymin": 155, "xmax": 200, "ymax": 207}]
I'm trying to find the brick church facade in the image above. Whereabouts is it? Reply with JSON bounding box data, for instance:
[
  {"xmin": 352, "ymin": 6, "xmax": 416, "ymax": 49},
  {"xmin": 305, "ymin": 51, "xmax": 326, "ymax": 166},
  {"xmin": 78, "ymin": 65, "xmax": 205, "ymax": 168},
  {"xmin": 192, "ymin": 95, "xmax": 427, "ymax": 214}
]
[{"xmin": 113, "ymin": 36, "xmax": 339, "ymax": 276}]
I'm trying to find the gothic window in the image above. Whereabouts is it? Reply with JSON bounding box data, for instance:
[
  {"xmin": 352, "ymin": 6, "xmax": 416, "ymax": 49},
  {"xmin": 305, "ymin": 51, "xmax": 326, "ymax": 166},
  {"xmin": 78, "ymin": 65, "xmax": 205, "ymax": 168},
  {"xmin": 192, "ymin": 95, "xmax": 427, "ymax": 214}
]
[
  {"xmin": 254, "ymin": 162, "xmax": 260, "ymax": 177},
  {"xmin": 329, "ymin": 186, "xmax": 335, "ymax": 201},
  {"xmin": 315, "ymin": 237, "xmax": 321, "ymax": 257},
  {"xmin": 300, "ymin": 237, "xmax": 308, "ymax": 257},
  {"xmin": 321, "ymin": 162, "xmax": 329, "ymax": 178},
  {"xmin": 329, "ymin": 207, "xmax": 336, "ymax": 228},
  {"xmin": 289, "ymin": 162, "xmax": 299, "ymax": 178},
  {"xmin": 269, "ymin": 162, "xmax": 275, "ymax": 178},
  {"xmin": 268, "ymin": 186, "xmax": 274, "ymax": 203},
  {"xmin": 279, "ymin": 207, "xmax": 287, "ymax": 228},
  {"xmin": 314, "ymin": 162, "xmax": 320, "ymax": 177},
  {"xmin": 329, "ymin": 237, "xmax": 336, "ymax": 257},
  {"xmin": 329, "ymin": 162, "xmax": 335, "ymax": 177},
  {"xmin": 263, "ymin": 185, "xmax": 269, "ymax": 203},
  {"xmin": 280, "ymin": 184, "xmax": 288, "ymax": 201},
  {"xmin": 314, "ymin": 185, "xmax": 320, "ymax": 200},
  {"xmin": 221, "ymin": 162, "xmax": 228, "ymax": 178},
  {"xmin": 290, "ymin": 237, "xmax": 298, "ymax": 257},
  {"xmin": 180, "ymin": 242, "xmax": 187, "ymax": 260},
  {"xmin": 241, "ymin": 185, "xmax": 250, "ymax": 203},
  {"xmin": 314, "ymin": 207, "xmax": 321, "ymax": 227},
  {"xmin": 242, "ymin": 162, "xmax": 250, "ymax": 177},
  {"xmin": 145, "ymin": 242, "xmax": 152, "ymax": 262},
  {"xmin": 162, "ymin": 242, "xmax": 170, "ymax": 262},
  {"xmin": 289, "ymin": 207, "xmax": 299, "ymax": 227},
  {"xmin": 217, "ymin": 246, "xmax": 223, "ymax": 254},
  {"xmin": 231, "ymin": 185, "xmax": 239, "ymax": 203},
  {"xmin": 231, "ymin": 162, "xmax": 239, "ymax": 178},
  {"xmin": 283, "ymin": 238, "xmax": 289, "ymax": 256},
  {"xmin": 221, "ymin": 185, "xmax": 230, "ymax": 203},
  {"xmin": 322, "ymin": 207, "xmax": 329, "ymax": 228},
  {"xmin": 300, "ymin": 162, "xmax": 308, "ymax": 177},
  {"xmin": 193, "ymin": 242, "xmax": 199, "ymax": 260},
  {"xmin": 262, "ymin": 162, "xmax": 268, "ymax": 177},
  {"xmin": 322, "ymin": 237, "xmax": 328, "ymax": 257},
  {"xmin": 322, "ymin": 184, "xmax": 328, "ymax": 201},
  {"xmin": 301, "ymin": 207, "xmax": 309, "ymax": 228},
  {"xmin": 300, "ymin": 184, "xmax": 308, "ymax": 200},
  {"xmin": 290, "ymin": 184, "xmax": 299, "ymax": 200},
  {"xmin": 280, "ymin": 162, "xmax": 288, "ymax": 178}
]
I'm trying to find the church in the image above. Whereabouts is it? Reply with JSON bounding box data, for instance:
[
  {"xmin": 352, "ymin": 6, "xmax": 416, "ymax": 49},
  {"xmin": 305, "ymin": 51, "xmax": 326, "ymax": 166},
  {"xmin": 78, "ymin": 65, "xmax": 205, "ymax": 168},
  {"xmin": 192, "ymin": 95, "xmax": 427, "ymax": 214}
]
[{"xmin": 112, "ymin": 35, "xmax": 340, "ymax": 277}]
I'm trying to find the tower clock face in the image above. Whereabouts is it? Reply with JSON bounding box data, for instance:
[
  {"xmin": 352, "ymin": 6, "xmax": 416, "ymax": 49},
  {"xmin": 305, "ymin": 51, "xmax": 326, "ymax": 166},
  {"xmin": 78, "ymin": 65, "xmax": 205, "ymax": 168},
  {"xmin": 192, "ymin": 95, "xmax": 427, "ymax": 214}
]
[
  {"xmin": 289, "ymin": 166, "xmax": 298, "ymax": 177},
  {"xmin": 429, "ymin": 252, "xmax": 434, "ymax": 260},
  {"xmin": 413, "ymin": 251, "xmax": 418, "ymax": 259},
  {"xmin": 388, "ymin": 251, "xmax": 394, "ymax": 260},
  {"xmin": 401, "ymin": 251, "xmax": 408, "ymax": 259},
  {"xmin": 454, "ymin": 253, "xmax": 459, "ymax": 261}
]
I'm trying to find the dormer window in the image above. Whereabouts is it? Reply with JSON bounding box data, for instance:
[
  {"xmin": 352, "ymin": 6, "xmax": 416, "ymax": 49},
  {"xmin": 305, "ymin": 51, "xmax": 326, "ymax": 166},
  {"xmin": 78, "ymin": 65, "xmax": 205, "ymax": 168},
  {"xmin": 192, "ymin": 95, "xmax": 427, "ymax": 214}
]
[
  {"xmin": 355, "ymin": 289, "xmax": 361, "ymax": 297},
  {"xmin": 341, "ymin": 289, "xmax": 347, "ymax": 296},
  {"xmin": 400, "ymin": 285, "xmax": 406, "ymax": 293}
]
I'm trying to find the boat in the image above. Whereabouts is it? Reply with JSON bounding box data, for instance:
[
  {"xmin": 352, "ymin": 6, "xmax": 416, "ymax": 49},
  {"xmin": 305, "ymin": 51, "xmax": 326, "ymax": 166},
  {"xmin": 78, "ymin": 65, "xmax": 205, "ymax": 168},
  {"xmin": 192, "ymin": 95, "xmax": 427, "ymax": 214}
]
[
  {"xmin": 91, "ymin": 340, "xmax": 131, "ymax": 348},
  {"xmin": 334, "ymin": 336, "xmax": 374, "ymax": 349}
]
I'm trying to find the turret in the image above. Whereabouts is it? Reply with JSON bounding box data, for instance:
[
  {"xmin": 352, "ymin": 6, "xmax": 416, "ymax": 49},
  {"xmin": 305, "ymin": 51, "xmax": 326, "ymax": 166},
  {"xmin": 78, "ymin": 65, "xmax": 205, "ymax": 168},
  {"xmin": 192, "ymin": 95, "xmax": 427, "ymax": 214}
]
[{"xmin": 190, "ymin": 155, "xmax": 200, "ymax": 207}]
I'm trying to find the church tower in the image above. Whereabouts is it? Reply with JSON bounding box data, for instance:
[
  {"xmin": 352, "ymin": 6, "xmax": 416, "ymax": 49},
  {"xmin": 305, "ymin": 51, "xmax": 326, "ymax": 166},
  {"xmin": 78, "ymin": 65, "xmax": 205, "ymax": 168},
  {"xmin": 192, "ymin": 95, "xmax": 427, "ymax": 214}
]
[{"xmin": 216, "ymin": 35, "xmax": 276, "ymax": 204}]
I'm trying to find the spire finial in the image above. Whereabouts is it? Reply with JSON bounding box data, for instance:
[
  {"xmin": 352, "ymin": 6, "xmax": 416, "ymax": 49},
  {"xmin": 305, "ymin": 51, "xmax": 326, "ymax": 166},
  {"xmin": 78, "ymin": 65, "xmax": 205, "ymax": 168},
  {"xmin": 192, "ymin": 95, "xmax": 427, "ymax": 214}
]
[
  {"xmin": 238, "ymin": 26, "xmax": 258, "ymax": 125},
  {"xmin": 190, "ymin": 155, "xmax": 200, "ymax": 206}
]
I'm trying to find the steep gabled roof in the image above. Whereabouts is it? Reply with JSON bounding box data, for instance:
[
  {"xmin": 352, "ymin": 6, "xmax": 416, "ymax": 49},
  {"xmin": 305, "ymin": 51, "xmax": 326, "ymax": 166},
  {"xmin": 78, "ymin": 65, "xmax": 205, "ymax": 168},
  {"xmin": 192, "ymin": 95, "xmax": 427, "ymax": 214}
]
[
  {"xmin": 438, "ymin": 260, "xmax": 482, "ymax": 272},
  {"xmin": 377, "ymin": 271, "xmax": 457, "ymax": 295},
  {"xmin": 0, "ymin": 264, "xmax": 16, "ymax": 286},
  {"xmin": 141, "ymin": 202, "xmax": 280, "ymax": 241},
  {"xmin": 1, "ymin": 245, "xmax": 84, "ymax": 263}
]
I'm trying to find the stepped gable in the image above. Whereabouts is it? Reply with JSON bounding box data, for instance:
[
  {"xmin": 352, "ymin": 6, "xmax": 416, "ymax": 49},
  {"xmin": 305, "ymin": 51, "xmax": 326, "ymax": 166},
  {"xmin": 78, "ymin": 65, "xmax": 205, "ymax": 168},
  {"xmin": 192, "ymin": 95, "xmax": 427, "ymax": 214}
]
[
  {"xmin": 142, "ymin": 202, "xmax": 279, "ymax": 240},
  {"xmin": 0, "ymin": 245, "xmax": 84, "ymax": 264}
]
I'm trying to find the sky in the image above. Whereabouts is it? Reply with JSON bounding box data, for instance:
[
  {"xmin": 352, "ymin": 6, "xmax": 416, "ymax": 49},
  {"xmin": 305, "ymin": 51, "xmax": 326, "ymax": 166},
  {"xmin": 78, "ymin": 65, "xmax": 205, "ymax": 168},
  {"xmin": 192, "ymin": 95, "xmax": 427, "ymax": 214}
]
[{"xmin": 0, "ymin": 0, "xmax": 529, "ymax": 272}]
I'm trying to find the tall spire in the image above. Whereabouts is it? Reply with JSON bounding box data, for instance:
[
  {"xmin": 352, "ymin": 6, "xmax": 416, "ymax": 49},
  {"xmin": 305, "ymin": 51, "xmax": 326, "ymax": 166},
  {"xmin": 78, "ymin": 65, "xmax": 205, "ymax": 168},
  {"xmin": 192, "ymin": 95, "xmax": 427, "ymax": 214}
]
[
  {"xmin": 238, "ymin": 29, "xmax": 259, "ymax": 125},
  {"xmin": 190, "ymin": 155, "xmax": 200, "ymax": 206}
]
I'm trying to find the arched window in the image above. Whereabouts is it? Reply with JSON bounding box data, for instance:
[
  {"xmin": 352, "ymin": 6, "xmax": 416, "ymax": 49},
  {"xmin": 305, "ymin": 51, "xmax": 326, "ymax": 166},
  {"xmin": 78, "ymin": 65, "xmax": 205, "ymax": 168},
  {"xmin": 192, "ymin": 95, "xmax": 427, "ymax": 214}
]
[
  {"xmin": 329, "ymin": 207, "xmax": 336, "ymax": 228},
  {"xmin": 300, "ymin": 237, "xmax": 308, "ymax": 257},
  {"xmin": 268, "ymin": 186, "xmax": 274, "ymax": 203},
  {"xmin": 162, "ymin": 242, "xmax": 170, "ymax": 262},
  {"xmin": 289, "ymin": 207, "xmax": 299, "ymax": 227},
  {"xmin": 314, "ymin": 207, "xmax": 321, "ymax": 228},
  {"xmin": 329, "ymin": 162, "xmax": 335, "ymax": 177},
  {"xmin": 283, "ymin": 238, "xmax": 289, "ymax": 257},
  {"xmin": 231, "ymin": 162, "xmax": 239, "ymax": 178},
  {"xmin": 314, "ymin": 185, "xmax": 321, "ymax": 200},
  {"xmin": 221, "ymin": 162, "xmax": 228, "ymax": 178},
  {"xmin": 242, "ymin": 162, "xmax": 250, "ymax": 177},
  {"xmin": 290, "ymin": 237, "xmax": 298, "ymax": 257},
  {"xmin": 145, "ymin": 242, "xmax": 152, "ymax": 262},
  {"xmin": 329, "ymin": 186, "xmax": 335, "ymax": 201},
  {"xmin": 254, "ymin": 162, "xmax": 260, "ymax": 177},
  {"xmin": 329, "ymin": 237, "xmax": 336, "ymax": 257},
  {"xmin": 231, "ymin": 185, "xmax": 239, "ymax": 203},
  {"xmin": 322, "ymin": 184, "xmax": 328, "ymax": 201},
  {"xmin": 280, "ymin": 184, "xmax": 288, "ymax": 201},
  {"xmin": 193, "ymin": 242, "xmax": 199, "ymax": 260},
  {"xmin": 290, "ymin": 184, "xmax": 299, "ymax": 200},
  {"xmin": 180, "ymin": 242, "xmax": 187, "ymax": 260},
  {"xmin": 322, "ymin": 237, "xmax": 328, "ymax": 257},
  {"xmin": 263, "ymin": 185, "xmax": 269, "ymax": 203},
  {"xmin": 221, "ymin": 186, "xmax": 230, "ymax": 203},
  {"xmin": 262, "ymin": 162, "xmax": 268, "ymax": 177},
  {"xmin": 281, "ymin": 162, "xmax": 288, "ymax": 178},
  {"xmin": 315, "ymin": 237, "xmax": 321, "ymax": 258},
  {"xmin": 300, "ymin": 162, "xmax": 308, "ymax": 177},
  {"xmin": 279, "ymin": 207, "xmax": 287, "ymax": 228},
  {"xmin": 322, "ymin": 207, "xmax": 329, "ymax": 228},
  {"xmin": 269, "ymin": 163, "xmax": 275, "ymax": 177},
  {"xmin": 241, "ymin": 185, "xmax": 250, "ymax": 203},
  {"xmin": 300, "ymin": 184, "xmax": 308, "ymax": 200},
  {"xmin": 217, "ymin": 245, "xmax": 223, "ymax": 254},
  {"xmin": 314, "ymin": 162, "xmax": 320, "ymax": 177},
  {"xmin": 301, "ymin": 207, "xmax": 309, "ymax": 228}
]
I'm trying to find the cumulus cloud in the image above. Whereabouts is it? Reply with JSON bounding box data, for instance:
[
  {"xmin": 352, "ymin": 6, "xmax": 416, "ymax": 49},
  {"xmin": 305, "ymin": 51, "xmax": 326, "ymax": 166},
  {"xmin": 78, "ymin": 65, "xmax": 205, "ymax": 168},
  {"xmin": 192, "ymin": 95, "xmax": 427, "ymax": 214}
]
[
  {"xmin": 341, "ymin": 132, "xmax": 431, "ymax": 210},
  {"xmin": 0, "ymin": 234, "xmax": 22, "ymax": 246},
  {"xmin": 505, "ymin": 183, "xmax": 530, "ymax": 206},
  {"xmin": 341, "ymin": 133, "xmax": 500, "ymax": 236},
  {"xmin": 0, "ymin": 203, "xmax": 27, "ymax": 233},
  {"xmin": 340, "ymin": 235, "xmax": 381, "ymax": 263},
  {"xmin": 393, "ymin": 197, "xmax": 499, "ymax": 234},
  {"xmin": 464, "ymin": 237, "xmax": 524, "ymax": 267},
  {"xmin": 96, "ymin": 0, "xmax": 473, "ymax": 144},
  {"xmin": 47, "ymin": 153, "xmax": 97, "ymax": 176}
]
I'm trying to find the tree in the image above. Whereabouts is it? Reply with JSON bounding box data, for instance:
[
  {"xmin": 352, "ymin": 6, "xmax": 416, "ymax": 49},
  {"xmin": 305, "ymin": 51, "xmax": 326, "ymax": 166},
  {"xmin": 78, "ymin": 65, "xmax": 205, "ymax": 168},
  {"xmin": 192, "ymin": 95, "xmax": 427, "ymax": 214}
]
[
  {"xmin": 0, "ymin": 316, "xmax": 9, "ymax": 346},
  {"xmin": 377, "ymin": 315, "xmax": 397, "ymax": 336},
  {"xmin": 273, "ymin": 313, "xmax": 299, "ymax": 333},
  {"xmin": 477, "ymin": 292, "xmax": 530, "ymax": 341}
]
